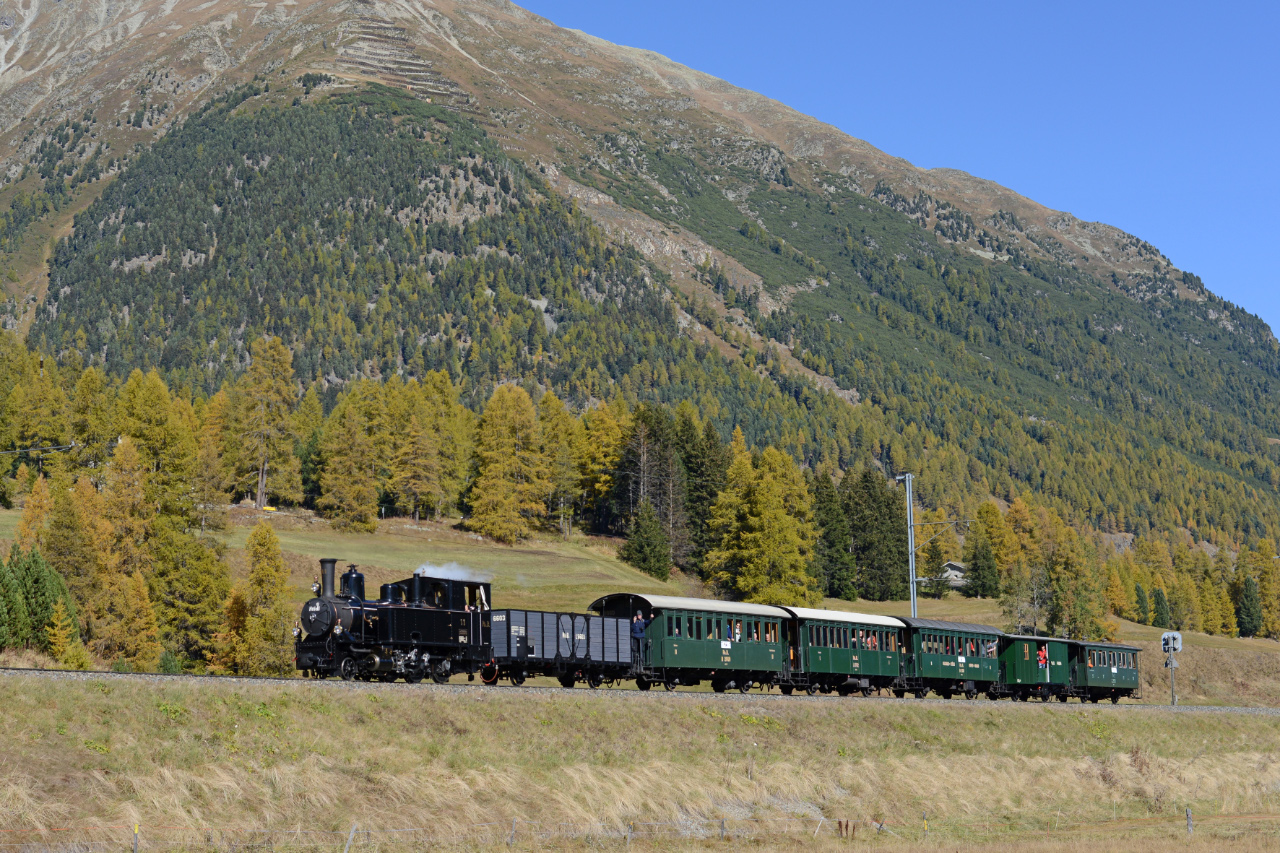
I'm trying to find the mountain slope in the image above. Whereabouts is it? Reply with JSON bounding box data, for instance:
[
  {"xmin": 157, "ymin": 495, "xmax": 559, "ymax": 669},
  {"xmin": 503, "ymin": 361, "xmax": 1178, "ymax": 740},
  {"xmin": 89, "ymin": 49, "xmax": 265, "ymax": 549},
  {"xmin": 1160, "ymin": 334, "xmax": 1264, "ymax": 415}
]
[{"xmin": 1, "ymin": 0, "xmax": 1278, "ymax": 546}]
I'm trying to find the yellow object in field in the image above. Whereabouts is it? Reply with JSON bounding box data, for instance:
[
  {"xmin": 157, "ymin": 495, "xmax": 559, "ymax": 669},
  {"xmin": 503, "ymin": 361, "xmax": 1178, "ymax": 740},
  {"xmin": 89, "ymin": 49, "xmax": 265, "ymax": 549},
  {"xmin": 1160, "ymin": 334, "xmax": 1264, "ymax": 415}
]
[{"xmin": 264, "ymin": 506, "xmax": 277, "ymax": 512}]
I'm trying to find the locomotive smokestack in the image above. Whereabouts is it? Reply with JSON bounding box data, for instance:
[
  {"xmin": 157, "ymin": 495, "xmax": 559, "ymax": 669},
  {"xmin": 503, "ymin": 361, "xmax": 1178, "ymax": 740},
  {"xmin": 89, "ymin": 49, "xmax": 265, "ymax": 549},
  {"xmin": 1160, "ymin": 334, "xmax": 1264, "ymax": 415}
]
[{"xmin": 320, "ymin": 558, "xmax": 336, "ymax": 598}]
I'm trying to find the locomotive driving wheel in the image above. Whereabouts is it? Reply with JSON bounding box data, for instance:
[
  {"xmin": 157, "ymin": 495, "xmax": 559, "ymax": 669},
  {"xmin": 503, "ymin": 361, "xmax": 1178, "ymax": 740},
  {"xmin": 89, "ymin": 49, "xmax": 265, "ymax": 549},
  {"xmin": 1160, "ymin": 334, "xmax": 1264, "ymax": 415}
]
[
  {"xmin": 338, "ymin": 656, "xmax": 358, "ymax": 682},
  {"xmin": 430, "ymin": 661, "xmax": 451, "ymax": 684}
]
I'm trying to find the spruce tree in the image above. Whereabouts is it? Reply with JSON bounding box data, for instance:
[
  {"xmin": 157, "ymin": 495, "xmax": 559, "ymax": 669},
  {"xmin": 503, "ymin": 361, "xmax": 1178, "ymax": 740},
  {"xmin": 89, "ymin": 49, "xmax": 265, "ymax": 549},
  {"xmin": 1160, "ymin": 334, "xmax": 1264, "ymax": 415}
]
[
  {"xmin": 810, "ymin": 469, "xmax": 856, "ymax": 601},
  {"xmin": 1151, "ymin": 586, "xmax": 1171, "ymax": 629},
  {"xmin": 1237, "ymin": 574, "xmax": 1263, "ymax": 637},
  {"xmin": 0, "ymin": 548, "xmax": 32, "ymax": 648},
  {"xmin": 841, "ymin": 468, "xmax": 908, "ymax": 601},
  {"xmin": 1134, "ymin": 582, "xmax": 1150, "ymax": 624},
  {"xmin": 962, "ymin": 535, "xmax": 1000, "ymax": 599},
  {"xmin": 619, "ymin": 499, "xmax": 671, "ymax": 580},
  {"xmin": 922, "ymin": 538, "xmax": 949, "ymax": 599}
]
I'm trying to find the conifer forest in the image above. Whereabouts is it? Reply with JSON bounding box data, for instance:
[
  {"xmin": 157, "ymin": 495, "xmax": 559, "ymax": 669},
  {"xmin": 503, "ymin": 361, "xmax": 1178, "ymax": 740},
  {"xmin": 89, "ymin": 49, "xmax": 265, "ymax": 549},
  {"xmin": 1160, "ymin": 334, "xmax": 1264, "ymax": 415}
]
[{"xmin": 3, "ymin": 83, "xmax": 1280, "ymax": 673}]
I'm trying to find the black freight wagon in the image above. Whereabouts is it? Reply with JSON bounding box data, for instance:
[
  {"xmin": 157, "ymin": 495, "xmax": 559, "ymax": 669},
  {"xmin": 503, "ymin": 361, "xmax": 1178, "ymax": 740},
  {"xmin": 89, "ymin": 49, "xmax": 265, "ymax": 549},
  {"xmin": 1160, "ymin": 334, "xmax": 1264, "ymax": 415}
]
[{"xmin": 487, "ymin": 609, "xmax": 631, "ymax": 688}]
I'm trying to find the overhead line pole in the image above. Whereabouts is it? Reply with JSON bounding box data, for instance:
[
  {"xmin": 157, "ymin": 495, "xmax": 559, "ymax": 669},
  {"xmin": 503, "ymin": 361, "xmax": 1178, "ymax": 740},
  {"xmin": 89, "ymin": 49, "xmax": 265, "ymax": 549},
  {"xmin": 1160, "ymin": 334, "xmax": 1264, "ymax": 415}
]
[{"xmin": 900, "ymin": 473, "xmax": 918, "ymax": 618}]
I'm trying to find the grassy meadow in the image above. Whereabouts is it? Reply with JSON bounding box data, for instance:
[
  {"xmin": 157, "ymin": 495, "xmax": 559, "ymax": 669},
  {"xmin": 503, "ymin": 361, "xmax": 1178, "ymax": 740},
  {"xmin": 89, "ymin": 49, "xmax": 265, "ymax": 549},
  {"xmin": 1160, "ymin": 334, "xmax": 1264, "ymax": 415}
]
[{"xmin": 3, "ymin": 673, "xmax": 1280, "ymax": 850}]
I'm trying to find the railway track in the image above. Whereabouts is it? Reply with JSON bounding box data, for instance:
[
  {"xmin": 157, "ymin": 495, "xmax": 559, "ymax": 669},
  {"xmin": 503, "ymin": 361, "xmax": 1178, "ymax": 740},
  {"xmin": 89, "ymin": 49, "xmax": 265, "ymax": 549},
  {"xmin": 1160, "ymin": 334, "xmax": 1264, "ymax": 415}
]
[{"xmin": 4, "ymin": 666, "xmax": 1277, "ymax": 716}]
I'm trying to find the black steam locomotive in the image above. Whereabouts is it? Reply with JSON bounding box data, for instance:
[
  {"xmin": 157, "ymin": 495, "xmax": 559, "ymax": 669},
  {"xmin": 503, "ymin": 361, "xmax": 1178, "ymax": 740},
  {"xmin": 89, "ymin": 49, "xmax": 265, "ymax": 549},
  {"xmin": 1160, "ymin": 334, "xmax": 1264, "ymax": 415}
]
[{"xmin": 295, "ymin": 558, "xmax": 494, "ymax": 683}]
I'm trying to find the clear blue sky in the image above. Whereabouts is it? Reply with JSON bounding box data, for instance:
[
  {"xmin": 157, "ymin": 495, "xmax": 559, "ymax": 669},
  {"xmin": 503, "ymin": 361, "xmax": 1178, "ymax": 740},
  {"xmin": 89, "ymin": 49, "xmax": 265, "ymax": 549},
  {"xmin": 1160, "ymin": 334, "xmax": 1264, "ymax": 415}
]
[{"xmin": 519, "ymin": 1, "xmax": 1280, "ymax": 333}]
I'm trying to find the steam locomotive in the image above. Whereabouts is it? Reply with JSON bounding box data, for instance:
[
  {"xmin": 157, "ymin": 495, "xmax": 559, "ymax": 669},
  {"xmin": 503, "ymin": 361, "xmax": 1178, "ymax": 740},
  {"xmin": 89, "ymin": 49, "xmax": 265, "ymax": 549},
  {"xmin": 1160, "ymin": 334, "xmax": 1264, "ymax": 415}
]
[{"xmin": 295, "ymin": 557, "xmax": 1140, "ymax": 703}]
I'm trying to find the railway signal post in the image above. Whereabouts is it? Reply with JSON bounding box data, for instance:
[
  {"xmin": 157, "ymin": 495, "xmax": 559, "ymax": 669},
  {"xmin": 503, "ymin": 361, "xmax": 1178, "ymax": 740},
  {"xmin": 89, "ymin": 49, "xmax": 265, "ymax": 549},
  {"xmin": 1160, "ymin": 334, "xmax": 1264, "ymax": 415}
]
[{"xmin": 1162, "ymin": 631, "xmax": 1182, "ymax": 706}]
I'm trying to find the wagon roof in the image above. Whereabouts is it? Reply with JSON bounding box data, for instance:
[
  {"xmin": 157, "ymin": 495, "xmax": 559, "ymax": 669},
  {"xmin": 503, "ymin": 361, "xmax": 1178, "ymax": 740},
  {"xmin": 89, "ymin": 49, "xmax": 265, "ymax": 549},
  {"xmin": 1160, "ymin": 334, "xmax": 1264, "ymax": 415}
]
[
  {"xmin": 779, "ymin": 607, "xmax": 905, "ymax": 628},
  {"xmin": 899, "ymin": 617, "xmax": 1003, "ymax": 635},
  {"xmin": 588, "ymin": 593, "xmax": 791, "ymax": 619},
  {"xmin": 1076, "ymin": 640, "xmax": 1142, "ymax": 651},
  {"xmin": 1003, "ymin": 634, "xmax": 1073, "ymax": 644}
]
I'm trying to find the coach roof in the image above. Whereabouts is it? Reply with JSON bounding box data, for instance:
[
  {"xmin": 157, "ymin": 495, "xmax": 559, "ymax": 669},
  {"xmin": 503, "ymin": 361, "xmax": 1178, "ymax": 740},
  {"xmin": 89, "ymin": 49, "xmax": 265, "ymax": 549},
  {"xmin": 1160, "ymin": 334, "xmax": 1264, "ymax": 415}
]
[
  {"xmin": 589, "ymin": 593, "xmax": 790, "ymax": 619},
  {"xmin": 900, "ymin": 617, "xmax": 1003, "ymax": 635},
  {"xmin": 780, "ymin": 607, "xmax": 905, "ymax": 628}
]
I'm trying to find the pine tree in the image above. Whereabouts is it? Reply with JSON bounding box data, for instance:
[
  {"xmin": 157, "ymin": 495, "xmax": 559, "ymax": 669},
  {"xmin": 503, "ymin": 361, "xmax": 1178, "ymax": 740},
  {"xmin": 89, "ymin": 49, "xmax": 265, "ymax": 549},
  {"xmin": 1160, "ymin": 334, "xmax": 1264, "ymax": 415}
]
[
  {"xmin": 10, "ymin": 547, "xmax": 71, "ymax": 651},
  {"xmin": 231, "ymin": 337, "xmax": 300, "ymax": 508},
  {"xmin": 962, "ymin": 533, "xmax": 1000, "ymax": 598},
  {"xmin": 1151, "ymin": 586, "xmax": 1171, "ymax": 629},
  {"xmin": 619, "ymin": 499, "xmax": 671, "ymax": 580},
  {"xmin": 148, "ymin": 518, "xmax": 231, "ymax": 663},
  {"xmin": 705, "ymin": 434, "xmax": 819, "ymax": 606},
  {"xmin": 92, "ymin": 570, "xmax": 163, "ymax": 671},
  {"xmin": 225, "ymin": 521, "xmax": 295, "ymax": 676},
  {"xmin": 45, "ymin": 598, "xmax": 76, "ymax": 663},
  {"xmin": 538, "ymin": 391, "xmax": 583, "ymax": 539},
  {"xmin": 294, "ymin": 383, "xmax": 326, "ymax": 507},
  {"xmin": 15, "ymin": 474, "xmax": 51, "ymax": 553},
  {"xmin": 68, "ymin": 366, "xmax": 116, "ymax": 484},
  {"xmin": 317, "ymin": 401, "xmax": 379, "ymax": 532},
  {"xmin": 922, "ymin": 538, "xmax": 949, "ymax": 599},
  {"xmin": 102, "ymin": 437, "xmax": 153, "ymax": 577},
  {"xmin": 1237, "ymin": 574, "xmax": 1263, "ymax": 637},
  {"xmin": 1134, "ymin": 582, "xmax": 1150, "ymax": 624},
  {"xmin": 389, "ymin": 414, "xmax": 441, "ymax": 521},
  {"xmin": 1105, "ymin": 565, "xmax": 1129, "ymax": 618},
  {"xmin": 469, "ymin": 385, "xmax": 549, "ymax": 544}
]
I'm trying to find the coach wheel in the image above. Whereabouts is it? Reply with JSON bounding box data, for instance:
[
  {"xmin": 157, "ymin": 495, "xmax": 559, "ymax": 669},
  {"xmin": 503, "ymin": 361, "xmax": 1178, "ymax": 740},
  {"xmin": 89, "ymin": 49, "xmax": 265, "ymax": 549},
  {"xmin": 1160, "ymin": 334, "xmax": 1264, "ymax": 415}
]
[
  {"xmin": 588, "ymin": 673, "xmax": 604, "ymax": 689},
  {"xmin": 779, "ymin": 685, "xmax": 794, "ymax": 696},
  {"xmin": 939, "ymin": 690, "xmax": 952, "ymax": 700},
  {"xmin": 711, "ymin": 680, "xmax": 726, "ymax": 693},
  {"xmin": 338, "ymin": 656, "xmax": 358, "ymax": 682},
  {"xmin": 1039, "ymin": 692, "xmax": 1050, "ymax": 703},
  {"xmin": 914, "ymin": 689, "xmax": 929, "ymax": 700},
  {"xmin": 893, "ymin": 689, "xmax": 906, "ymax": 699},
  {"xmin": 636, "ymin": 677, "xmax": 652, "ymax": 692},
  {"xmin": 965, "ymin": 689, "xmax": 977, "ymax": 700},
  {"xmin": 739, "ymin": 681, "xmax": 753, "ymax": 694},
  {"xmin": 430, "ymin": 662, "xmax": 451, "ymax": 685},
  {"xmin": 510, "ymin": 673, "xmax": 526, "ymax": 687},
  {"xmin": 986, "ymin": 690, "xmax": 999, "ymax": 701},
  {"xmin": 663, "ymin": 679, "xmax": 678, "ymax": 692},
  {"xmin": 1056, "ymin": 693, "xmax": 1068, "ymax": 703},
  {"xmin": 480, "ymin": 662, "xmax": 499, "ymax": 685},
  {"xmin": 862, "ymin": 686, "xmax": 874, "ymax": 698},
  {"xmin": 805, "ymin": 683, "xmax": 819, "ymax": 697},
  {"xmin": 1089, "ymin": 695, "xmax": 1099, "ymax": 704},
  {"xmin": 1111, "ymin": 693, "xmax": 1120, "ymax": 705}
]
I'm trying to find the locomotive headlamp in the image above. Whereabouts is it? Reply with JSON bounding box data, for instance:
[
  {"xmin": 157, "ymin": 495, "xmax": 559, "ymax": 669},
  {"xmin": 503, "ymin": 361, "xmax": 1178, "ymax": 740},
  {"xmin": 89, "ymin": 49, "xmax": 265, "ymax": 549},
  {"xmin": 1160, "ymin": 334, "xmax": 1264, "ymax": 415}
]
[
  {"xmin": 292, "ymin": 626, "xmax": 302, "ymax": 639},
  {"xmin": 311, "ymin": 581, "xmax": 321, "ymax": 594}
]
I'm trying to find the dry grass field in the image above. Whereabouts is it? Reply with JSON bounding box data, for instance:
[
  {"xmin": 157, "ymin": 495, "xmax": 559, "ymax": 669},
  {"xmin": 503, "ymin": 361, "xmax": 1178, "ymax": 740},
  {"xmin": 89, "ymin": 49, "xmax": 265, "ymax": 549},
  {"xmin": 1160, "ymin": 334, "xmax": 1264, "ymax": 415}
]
[{"xmin": 2, "ymin": 673, "xmax": 1279, "ymax": 850}]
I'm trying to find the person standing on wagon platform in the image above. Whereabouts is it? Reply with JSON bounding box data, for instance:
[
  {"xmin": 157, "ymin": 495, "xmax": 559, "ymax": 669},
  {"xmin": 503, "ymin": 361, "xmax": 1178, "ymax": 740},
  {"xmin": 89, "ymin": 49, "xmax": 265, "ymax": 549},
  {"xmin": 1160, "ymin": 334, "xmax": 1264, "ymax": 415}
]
[{"xmin": 631, "ymin": 610, "xmax": 652, "ymax": 664}]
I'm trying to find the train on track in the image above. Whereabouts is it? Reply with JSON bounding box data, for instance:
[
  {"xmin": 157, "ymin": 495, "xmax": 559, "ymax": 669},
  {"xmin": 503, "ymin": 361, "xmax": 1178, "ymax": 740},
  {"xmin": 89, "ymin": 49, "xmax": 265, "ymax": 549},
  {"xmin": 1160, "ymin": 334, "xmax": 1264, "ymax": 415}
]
[{"xmin": 295, "ymin": 559, "xmax": 1140, "ymax": 703}]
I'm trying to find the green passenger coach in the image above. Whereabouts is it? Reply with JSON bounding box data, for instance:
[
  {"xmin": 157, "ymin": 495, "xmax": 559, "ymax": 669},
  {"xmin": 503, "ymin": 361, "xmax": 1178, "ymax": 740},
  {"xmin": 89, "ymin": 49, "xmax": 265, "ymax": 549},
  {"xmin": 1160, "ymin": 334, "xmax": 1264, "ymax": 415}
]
[
  {"xmin": 996, "ymin": 635, "xmax": 1073, "ymax": 702},
  {"xmin": 1071, "ymin": 640, "xmax": 1141, "ymax": 703},
  {"xmin": 589, "ymin": 593, "xmax": 790, "ymax": 692},
  {"xmin": 898, "ymin": 618, "xmax": 1002, "ymax": 699},
  {"xmin": 778, "ymin": 608, "xmax": 905, "ymax": 696}
]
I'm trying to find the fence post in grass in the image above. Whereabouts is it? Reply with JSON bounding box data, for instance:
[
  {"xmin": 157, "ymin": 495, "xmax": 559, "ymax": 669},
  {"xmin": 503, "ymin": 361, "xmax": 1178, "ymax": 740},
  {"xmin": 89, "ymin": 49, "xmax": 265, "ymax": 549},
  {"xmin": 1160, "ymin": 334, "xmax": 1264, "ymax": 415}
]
[
  {"xmin": 133, "ymin": 823, "xmax": 139, "ymax": 853},
  {"xmin": 813, "ymin": 817, "xmax": 824, "ymax": 838},
  {"xmin": 720, "ymin": 818, "xmax": 725, "ymax": 840},
  {"xmin": 1186, "ymin": 807, "xmax": 1193, "ymax": 837},
  {"xmin": 507, "ymin": 819, "xmax": 517, "ymax": 845},
  {"xmin": 923, "ymin": 811, "xmax": 927, "ymax": 839},
  {"xmin": 342, "ymin": 823, "xmax": 358, "ymax": 853}
]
